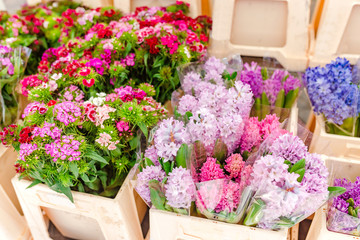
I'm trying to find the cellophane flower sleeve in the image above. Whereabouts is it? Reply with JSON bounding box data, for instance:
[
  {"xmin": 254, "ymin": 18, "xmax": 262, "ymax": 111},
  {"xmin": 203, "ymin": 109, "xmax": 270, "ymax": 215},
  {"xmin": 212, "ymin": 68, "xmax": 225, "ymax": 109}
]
[
  {"xmin": 326, "ymin": 176, "xmax": 360, "ymax": 236},
  {"xmin": 0, "ymin": 46, "xmax": 31, "ymax": 127},
  {"xmin": 327, "ymin": 203, "xmax": 360, "ymax": 236},
  {"xmin": 134, "ymin": 117, "xmax": 196, "ymax": 215},
  {"xmin": 189, "ymin": 140, "xmax": 253, "ymax": 224},
  {"xmin": 242, "ymin": 124, "xmax": 346, "ymax": 230},
  {"xmin": 304, "ymin": 57, "xmax": 360, "ymax": 137}
]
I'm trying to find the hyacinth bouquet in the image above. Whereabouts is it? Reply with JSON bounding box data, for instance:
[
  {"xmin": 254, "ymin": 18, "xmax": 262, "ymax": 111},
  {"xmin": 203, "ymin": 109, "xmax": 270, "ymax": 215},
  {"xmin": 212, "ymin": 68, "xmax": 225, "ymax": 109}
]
[
  {"xmin": 0, "ymin": 45, "xmax": 31, "ymax": 127},
  {"xmin": 327, "ymin": 177, "xmax": 360, "ymax": 236},
  {"xmin": 135, "ymin": 117, "xmax": 195, "ymax": 215},
  {"xmin": 239, "ymin": 61, "xmax": 301, "ymax": 120},
  {"xmin": 242, "ymin": 133, "xmax": 346, "ymax": 229},
  {"xmin": 19, "ymin": 1, "xmax": 211, "ymax": 103},
  {"xmin": 304, "ymin": 57, "xmax": 360, "ymax": 137},
  {"xmin": 0, "ymin": 84, "xmax": 167, "ymax": 202}
]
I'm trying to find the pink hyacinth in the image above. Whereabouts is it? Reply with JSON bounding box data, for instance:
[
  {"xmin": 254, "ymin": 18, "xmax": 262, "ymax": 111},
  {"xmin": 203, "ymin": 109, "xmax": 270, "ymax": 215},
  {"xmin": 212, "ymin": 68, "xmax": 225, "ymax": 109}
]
[
  {"xmin": 239, "ymin": 117, "xmax": 262, "ymax": 153},
  {"xmin": 199, "ymin": 157, "xmax": 225, "ymax": 182},
  {"xmin": 224, "ymin": 154, "xmax": 245, "ymax": 180}
]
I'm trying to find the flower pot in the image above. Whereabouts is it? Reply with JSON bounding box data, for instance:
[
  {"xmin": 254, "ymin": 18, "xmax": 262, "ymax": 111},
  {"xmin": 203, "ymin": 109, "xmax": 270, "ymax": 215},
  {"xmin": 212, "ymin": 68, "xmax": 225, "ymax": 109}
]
[
  {"xmin": 306, "ymin": 156, "xmax": 360, "ymax": 240},
  {"xmin": 310, "ymin": 115, "xmax": 360, "ymax": 159},
  {"xmin": 209, "ymin": 0, "xmax": 310, "ymax": 71},
  {"xmin": 12, "ymin": 172, "xmax": 148, "ymax": 240},
  {"xmin": 150, "ymin": 208, "xmax": 289, "ymax": 240}
]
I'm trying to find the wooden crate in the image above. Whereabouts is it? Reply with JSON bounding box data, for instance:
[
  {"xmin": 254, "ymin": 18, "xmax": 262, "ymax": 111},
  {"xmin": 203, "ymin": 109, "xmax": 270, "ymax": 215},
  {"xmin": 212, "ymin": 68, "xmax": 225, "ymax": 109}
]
[
  {"xmin": 309, "ymin": 0, "xmax": 360, "ymax": 67},
  {"xmin": 150, "ymin": 208, "xmax": 289, "ymax": 240},
  {"xmin": 0, "ymin": 185, "xmax": 31, "ymax": 240},
  {"xmin": 208, "ymin": 0, "xmax": 310, "ymax": 71},
  {"xmin": 26, "ymin": 0, "xmax": 113, "ymax": 8},
  {"xmin": 113, "ymin": 0, "xmax": 202, "ymax": 18},
  {"xmin": 306, "ymin": 156, "xmax": 360, "ymax": 240},
  {"xmin": 309, "ymin": 115, "xmax": 360, "ymax": 159},
  {"xmin": 0, "ymin": 146, "xmax": 22, "ymax": 214},
  {"xmin": 12, "ymin": 172, "xmax": 148, "ymax": 240}
]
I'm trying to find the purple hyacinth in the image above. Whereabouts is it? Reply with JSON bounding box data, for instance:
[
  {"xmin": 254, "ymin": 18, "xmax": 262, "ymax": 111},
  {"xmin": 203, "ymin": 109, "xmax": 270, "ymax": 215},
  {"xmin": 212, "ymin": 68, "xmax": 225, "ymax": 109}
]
[{"xmin": 304, "ymin": 57, "xmax": 359, "ymax": 125}]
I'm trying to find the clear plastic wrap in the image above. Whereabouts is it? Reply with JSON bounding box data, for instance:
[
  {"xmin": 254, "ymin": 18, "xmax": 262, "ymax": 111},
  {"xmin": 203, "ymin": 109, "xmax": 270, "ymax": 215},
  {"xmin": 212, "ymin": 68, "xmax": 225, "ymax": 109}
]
[
  {"xmin": 0, "ymin": 46, "xmax": 31, "ymax": 127},
  {"xmin": 327, "ymin": 203, "xmax": 360, "ymax": 236},
  {"xmin": 241, "ymin": 123, "xmax": 346, "ymax": 230},
  {"xmin": 133, "ymin": 117, "xmax": 195, "ymax": 215}
]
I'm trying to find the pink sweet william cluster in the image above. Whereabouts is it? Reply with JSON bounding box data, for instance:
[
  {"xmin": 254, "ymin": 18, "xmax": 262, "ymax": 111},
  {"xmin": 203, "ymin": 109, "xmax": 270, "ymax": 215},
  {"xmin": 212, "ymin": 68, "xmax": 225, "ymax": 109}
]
[{"xmin": 2, "ymin": 84, "xmax": 167, "ymax": 200}]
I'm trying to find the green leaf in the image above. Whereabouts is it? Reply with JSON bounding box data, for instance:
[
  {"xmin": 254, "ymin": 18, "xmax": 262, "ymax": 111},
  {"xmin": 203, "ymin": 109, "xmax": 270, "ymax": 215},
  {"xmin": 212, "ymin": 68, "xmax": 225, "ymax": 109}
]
[
  {"xmin": 162, "ymin": 160, "xmax": 171, "ymax": 175},
  {"xmin": 243, "ymin": 199, "xmax": 266, "ymax": 227},
  {"xmin": 274, "ymin": 89, "xmax": 285, "ymax": 109},
  {"xmin": 284, "ymin": 160, "xmax": 292, "ymax": 170},
  {"xmin": 149, "ymin": 180, "xmax": 166, "ymax": 210},
  {"xmin": 138, "ymin": 122, "xmax": 148, "ymax": 138},
  {"xmin": 261, "ymin": 68, "xmax": 268, "ymax": 80},
  {"xmin": 80, "ymin": 173, "xmax": 90, "ymax": 183},
  {"xmin": 328, "ymin": 186, "xmax": 347, "ymax": 198},
  {"xmin": 26, "ymin": 179, "xmax": 42, "ymax": 189},
  {"xmin": 175, "ymin": 144, "xmax": 189, "ymax": 168},
  {"xmin": 69, "ymin": 161, "xmax": 79, "ymax": 178},
  {"xmin": 51, "ymin": 183, "xmax": 74, "ymax": 203},
  {"xmin": 129, "ymin": 135, "xmax": 140, "ymax": 150},
  {"xmin": 294, "ymin": 168, "xmax": 305, "ymax": 182},
  {"xmin": 261, "ymin": 92, "xmax": 270, "ymax": 106},
  {"xmin": 289, "ymin": 159, "xmax": 306, "ymax": 173},
  {"xmin": 145, "ymin": 157, "xmax": 155, "ymax": 167},
  {"xmin": 284, "ymin": 88, "xmax": 299, "ymax": 108},
  {"xmin": 84, "ymin": 150, "xmax": 108, "ymax": 164},
  {"xmin": 77, "ymin": 182, "xmax": 85, "ymax": 192},
  {"xmin": 184, "ymin": 111, "xmax": 193, "ymax": 121}
]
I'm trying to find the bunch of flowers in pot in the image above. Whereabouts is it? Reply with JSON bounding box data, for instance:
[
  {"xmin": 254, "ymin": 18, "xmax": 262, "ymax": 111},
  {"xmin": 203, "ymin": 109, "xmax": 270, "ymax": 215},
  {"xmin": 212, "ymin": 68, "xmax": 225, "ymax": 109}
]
[
  {"xmin": 0, "ymin": 84, "xmax": 167, "ymax": 201},
  {"xmin": 304, "ymin": 57, "xmax": 360, "ymax": 137},
  {"xmin": 20, "ymin": 1, "xmax": 212, "ymax": 103},
  {"xmin": 0, "ymin": 45, "xmax": 31, "ymax": 127}
]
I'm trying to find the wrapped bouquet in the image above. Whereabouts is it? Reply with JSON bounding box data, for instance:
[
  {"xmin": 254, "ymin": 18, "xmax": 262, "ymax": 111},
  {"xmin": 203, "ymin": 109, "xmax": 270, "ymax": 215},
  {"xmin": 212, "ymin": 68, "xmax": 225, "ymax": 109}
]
[
  {"xmin": 0, "ymin": 45, "xmax": 31, "ymax": 127},
  {"xmin": 327, "ymin": 177, "xmax": 360, "ymax": 236},
  {"xmin": 304, "ymin": 57, "xmax": 360, "ymax": 137},
  {"xmin": 0, "ymin": 84, "xmax": 167, "ymax": 201},
  {"xmin": 242, "ymin": 133, "xmax": 346, "ymax": 229}
]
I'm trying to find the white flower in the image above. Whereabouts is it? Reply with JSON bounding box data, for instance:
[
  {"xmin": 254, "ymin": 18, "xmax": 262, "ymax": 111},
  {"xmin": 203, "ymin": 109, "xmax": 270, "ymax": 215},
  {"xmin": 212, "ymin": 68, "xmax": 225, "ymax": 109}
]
[
  {"xmin": 51, "ymin": 73, "xmax": 62, "ymax": 81},
  {"xmin": 97, "ymin": 92, "xmax": 106, "ymax": 97},
  {"xmin": 43, "ymin": 21, "xmax": 49, "ymax": 29}
]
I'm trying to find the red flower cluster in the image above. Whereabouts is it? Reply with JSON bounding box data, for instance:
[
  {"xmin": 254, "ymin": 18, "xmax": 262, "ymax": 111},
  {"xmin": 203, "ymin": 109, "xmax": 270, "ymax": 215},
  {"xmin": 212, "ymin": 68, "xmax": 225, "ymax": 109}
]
[
  {"xmin": 62, "ymin": 60, "xmax": 85, "ymax": 77},
  {"xmin": 0, "ymin": 124, "xmax": 17, "ymax": 145},
  {"xmin": 14, "ymin": 163, "xmax": 25, "ymax": 173},
  {"xmin": 18, "ymin": 126, "xmax": 34, "ymax": 144},
  {"xmin": 146, "ymin": 36, "xmax": 159, "ymax": 54}
]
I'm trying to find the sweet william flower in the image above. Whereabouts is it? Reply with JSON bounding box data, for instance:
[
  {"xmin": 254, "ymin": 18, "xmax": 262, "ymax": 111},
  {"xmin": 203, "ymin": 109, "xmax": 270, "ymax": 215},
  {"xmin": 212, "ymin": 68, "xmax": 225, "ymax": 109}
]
[
  {"xmin": 79, "ymin": 68, "xmax": 91, "ymax": 76},
  {"xmin": 83, "ymin": 78, "xmax": 95, "ymax": 87}
]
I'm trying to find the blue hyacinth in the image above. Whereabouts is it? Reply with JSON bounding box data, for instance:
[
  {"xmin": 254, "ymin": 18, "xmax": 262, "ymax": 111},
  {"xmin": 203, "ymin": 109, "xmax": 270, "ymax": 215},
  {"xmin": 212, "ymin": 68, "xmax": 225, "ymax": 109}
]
[{"xmin": 304, "ymin": 57, "xmax": 359, "ymax": 125}]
